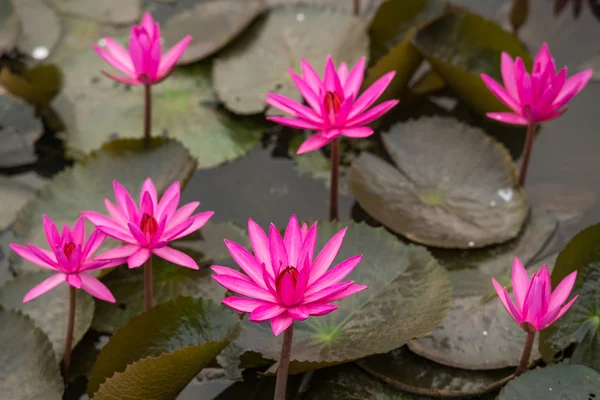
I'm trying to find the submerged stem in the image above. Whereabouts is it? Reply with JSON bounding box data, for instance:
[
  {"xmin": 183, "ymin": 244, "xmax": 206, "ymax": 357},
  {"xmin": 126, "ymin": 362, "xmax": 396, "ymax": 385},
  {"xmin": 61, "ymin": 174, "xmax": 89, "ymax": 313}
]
[
  {"xmin": 62, "ymin": 286, "xmax": 76, "ymax": 385},
  {"xmin": 518, "ymin": 123, "xmax": 536, "ymax": 186},
  {"xmin": 274, "ymin": 324, "xmax": 295, "ymax": 400},
  {"xmin": 515, "ymin": 330, "xmax": 536, "ymax": 376},
  {"xmin": 144, "ymin": 84, "xmax": 152, "ymax": 147},
  {"xmin": 353, "ymin": 0, "xmax": 360, "ymax": 15},
  {"xmin": 329, "ymin": 137, "xmax": 340, "ymax": 221},
  {"xmin": 144, "ymin": 256, "xmax": 153, "ymax": 311}
]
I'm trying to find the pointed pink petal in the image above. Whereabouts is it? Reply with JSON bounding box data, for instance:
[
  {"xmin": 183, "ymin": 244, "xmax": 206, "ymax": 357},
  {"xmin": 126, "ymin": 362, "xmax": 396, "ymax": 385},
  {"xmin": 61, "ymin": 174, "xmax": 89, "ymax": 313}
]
[
  {"xmin": 303, "ymin": 303, "xmax": 338, "ymax": 316},
  {"xmin": 305, "ymin": 255, "xmax": 362, "ymax": 296},
  {"xmin": 66, "ymin": 274, "xmax": 82, "ymax": 288},
  {"xmin": 309, "ymin": 227, "xmax": 347, "ymax": 284},
  {"xmin": 104, "ymin": 199, "xmax": 128, "ymax": 226},
  {"xmin": 289, "ymin": 69, "xmax": 322, "ymax": 112},
  {"xmin": 297, "ymin": 222, "xmax": 317, "ymax": 266},
  {"xmin": 344, "ymin": 57, "xmax": 366, "ymax": 99},
  {"xmin": 80, "ymin": 273, "xmax": 116, "ymax": 303},
  {"xmin": 486, "ymin": 112, "xmax": 528, "ymax": 125},
  {"xmin": 297, "ymin": 131, "xmax": 334, "ymax": 154},
  {"xmin": 96, "ymin": 225, "xmax": 135, "ymax": 243},
  {"xmin": 249, "ymin": 304, "xmax": 286, "ymax": 322},
  {"xmin": 504, "ymin": 286, "xmax": 523, "ymax": 324},
  {"xmin": 270, "ymin": 313, "xmax": 294, "ymax": 336},
  {"xmin": 300, "ymin": 59, "xmax": 323, "ymax": 94},
  {"xmin": 293, "ymin": 259, "xmax": 310, "ymax": 304},
  {"xmin": 267, "ymin": 116, "xmax": 322, "ymax": 130},
  {"xmin": 537, "ymin": 108, "xmax": 567, "ymax": 123},
  {"xmin": 522, "ymin": 275, "xmax": 543, "ymax": 323},
  {"xmin": 10, "ymin": 244, "xmax": 57, "ymax": 270},
  {"xmin": 82, "ymin": 211, "xmax": 127, "ymax": 235},
  {"xmin": 128, "ymin": 223, "xmax": 148, "ymax": 246},
  {"xmin": 346, "ymin": 99, "xmax": 398, "ymax": 127},
  {"xmin": 96, "ymin": 244, "xmax": 139, "ymax": 260},
  {"xmin": 152, "ymin": 246, "xmax": 198, "ymax": 269},
  {"xmin": 222, "ymin": 296, "xmax": 272, "ymax": 313},
  {"xmin": 113, "ymin": 180, "xmax": 139, "ymax": 222},
  {"xmin": 539, "ymin": 266, "xmax": 552, "ymax": 312},
  {"xmin": 166, "ymin": 201, "xmax": 198, "ymax": 230},
  {"xmin": 512, "ymin": 257, "xmax": 530, "ymax": 310},
  {"xmin": 140, "ymin": 191, "xmax": 154, "ymax": 216},
  {"xmin": 166, "ymin": 211, "xmax": 213, "ymax": 241},
  {"xmin": 340, "ymin": 127, "xmax": 374, "ymax": 138},
  {"xmin": 71, "ymin": 217, "xmax": 86, "ymax": 245},
  {"xmin": 481, "ymin": 74, "xmax": 521, "ymax": 113},
  {"xmin": 157, "ymin": 35, "xmax": 192, "ymax": 77},
  {"xmin": 552, "ymin": 69, "xmax": 592, "ymax": 109},
  {"xmin": 323, "ymin": 55, "xmax": 343, "ymax": 96},
  {"xmin": 278, "ymin": 273, "xmax": 296, "ymax": 305},
  {"xmin": 42, "ymin": 215, "xmax": 61, "ymax": 249},
  {"xmin": 212, "ymin": 274, "xmax": 276, "ymax": 302},
  {"xmin": 300, "ymin": 223, "xmax": 309, "ymax": 241},
  {"xmin": 538, "ymin": 303, "xmax": 562, "ymax": 330},
  {"xmin": 334, "ymin": 96, "xmax": 354, "ymax": 126},
  {"xmin": 500, "ymin": 52, "xmax": 519, "ymax": 99},
  {"xmin": 224, "ymin": 239, "xmax": 266, "ymax": 287},
  {"xmin": 211, "ymin": 265, "xmax": 252, "ymax": 282},
  {"xmin": 550, "ymin": 294, "xmax": 579, "ymax": 325},
  {"xmin": 548, "ymin": 270, "xmax": 578, "ymax": 310},
  {"xmin": 283, "ymin": 215, "xmax": 301, "ymax": 267},
  {"xmin": 319, "ymin": 283, "xmax": 367, "ymax": 302},
  {"xmin": 128, "ymin": 26, "xmax": 145, "ymax": 75},
  {"xmin": 140, "ymin": 12, "xmax": 154, "ymax": 34},
  {"xmin": 103, "ymin": 37, "xmax": 135, "ymax": 72},
  {"xmin": 348, "ymin": 71, "xmax": 395, "ymax": 119},
  {"xmin": 140, "ymin": 178, "xmax": 158, "ymax": 209},
  {"xmin": 493, "ymin": 278, "xmax": 516, "ymax": 317},
  {"xmin": 23, "ymin": 273, "xmax": 66, "ymax": 303},
  {"xmin": 269, "ymin": 224, "xmax": 288, "ymax": 274},
  {"xmin": 265, "ymin": 93, "xmax": 323, "ymax": 123},
  {"xmin": 82, "ymin": 230, "xmax": 105, "ymax": 259},
  {"xmin": 100, "ymin": 70, "xmax": 141, "ymax": 85},
  {"xmin": 27, "ymin": 244, "xmax": 59, "ymax": 269},
  {"xmin": 248, "ymin": 218, "xmax": 273, "ymax": 277},
  {"xmin": 337, "ymin": 62, "xmax": 349, "ymax": 85},
  {"xmin": 127, "ymin": 247, "xmax": 151, "ymax": 268},
  {"xmin": 302, "ymin": 281, "xmax": 354, "ymax": 304},
  {"xmin": 93, "ymin": 45, "xmax": 134, "ymax": 77},
  {"xmin": 157, "ymin": 181, "xmax": 181, "ymax": 223},
  {"xmin": 81, "ymin": 259, "xmax": 114, "ymax": 271},
  {"xmin": 287, "ymin": 306, "xmax": 310, "ymax": 320},
  {"xmin": 263, "ymin": 266, "xmax": 281, "ymax": 303}
]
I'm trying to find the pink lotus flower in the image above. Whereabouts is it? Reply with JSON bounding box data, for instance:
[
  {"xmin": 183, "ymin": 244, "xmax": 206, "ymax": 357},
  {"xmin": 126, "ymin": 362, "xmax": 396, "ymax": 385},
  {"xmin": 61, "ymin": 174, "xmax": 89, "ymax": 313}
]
[
  {"xmin": 481, "ymin": 43, "xmax": 592, "ymax": 125},
  {"xmin": 93, "ymin": 12, "xmax": 191, "ymax": 85},
  {"xmin": 10, "ymin": 216, "xmax": 121, "ymax": 303},
  {"xmin": 492, "ymin": 257, "xmax": 578, "ymax": 332},
  {"xmin": 265, "ymin": 55, "xmax": 398, "ymax": 154},
  {"xmin": 211, "ymin": 215, "xmax": 367, "ymax": 336},
  {"xmin": 82, "ymin": 178, "xmax": 213, "ymax": 270}
]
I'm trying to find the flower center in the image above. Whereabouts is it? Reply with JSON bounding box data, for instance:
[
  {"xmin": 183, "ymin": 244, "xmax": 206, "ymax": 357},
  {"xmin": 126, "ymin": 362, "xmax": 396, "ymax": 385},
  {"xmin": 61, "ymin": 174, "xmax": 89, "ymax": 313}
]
[
  {"xmin": 276, "ymin": 266, "xmax": 299, "ymax": 294},
  {"xmin": 324, "ymin": 91, "xmax": 342, "ymax": 115},
  {"xmin": 63, "ymin": 242, "xmax": 76, "ymax": 259},
  {"xmin": 140, "ymin": 213, "xmax": 158, "ymax": 241}
]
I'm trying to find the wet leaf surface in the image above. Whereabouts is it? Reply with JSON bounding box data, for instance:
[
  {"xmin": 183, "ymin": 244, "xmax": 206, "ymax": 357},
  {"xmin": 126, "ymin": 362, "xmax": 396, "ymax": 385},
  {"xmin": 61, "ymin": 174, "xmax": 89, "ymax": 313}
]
[
  {"xmin": 0, "ymin": 0, "xmax": 20, "ymax": 54},
  {"xmin": 0, "ymin": 177, "xmax": 38, "ymax": 230},
  {"xmin": 88, "ymin": 297, "xmax": 241, "ymax": 399},
  {"xmin": 13, "ymin": 0, "xmax": 62, "ymax": 61},
  {"xmin": 0, "ymin": 308, "xmax": 63, "ymax": 400},
  {"xmin": 349, "ymin": 116, "xmax": 528, "ymax": 248},
  {"xmin": 47, "ymin": 0, "xmax": 141, "ymax": 25},
  {"xmin": 0, "ymin": 94, "xmax": 43, "ymax": 168},
  {"xmin": 0, "ymin": 272, "xmax": 94, "ymax": 361},
  {"xmin": 0, "ymin": 64, "xmax": 63, "ymax": 111},
  {"xmin": 213, "ymin": 4, "xmax": 369, "ymax": 114}
]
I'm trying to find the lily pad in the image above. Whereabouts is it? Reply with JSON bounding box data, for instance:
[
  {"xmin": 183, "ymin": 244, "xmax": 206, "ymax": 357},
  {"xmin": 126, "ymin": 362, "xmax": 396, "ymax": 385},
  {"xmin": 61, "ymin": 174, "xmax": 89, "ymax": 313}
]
[
  {"xmin": 358, "ymin": 346, "xmax": 513, "ymax": 398},
  {"xmin": 11, "ymin": 138, "xmax": 196, "ymax": 274},
  {"xmin": 0, "ymin": 271, "xmax": 94, "ymax": 361},
  {"xmin": 0, "ymin": 94, "xmax": 43, "ymax": 168},
  {"xmin": 408, "ymin": 209, "xmax": 557, "ymax": 370},
  {"xmin": 0, "ymin": 308, "xmax": 63, "ymax": 400},
  {"xmin": 53, "ymin": 50, "xmax": 263, "ymax": 167},
  {"xmin": 0, "ymin": 177, "xmax": 37, "ymax": 230},
  {"xmin": 0, "ymin": 64, "xmax": 63, "ymax": 111},
  {"xmin": 163, "ymin": 0, "xmax": 264, "ymax": 64},
  {"xmin": 88, "ymin": 297, "xmax": 241, "ymax": 399},
  {"xmin": 13, "ymin": 0, "xmax": 62, "ymax": 61},
  {"xmin": 47, "ymin": 0, "xmax": 141, "ymax": 25},
  {"xmin": 92, "ymin": 257, "xmax": 226, "ymax": 334},
  {"xmin": 498, "ymin": 364, "xmax": 600, "ymax": 400},
  {"xmin": 349, "ymin": 116, "xmax": 528, "ymax": 249},
  {"xmin": 412, "ymin": 9, "xmax": 533, "ymax": 115},
  {"xmin": 0, "ymin": 0, "xmax": 20, "ymax": 54},
  {"xmin": 213, "ymin": 4, "xmax": 369, "ymax": 115},
  {"xmin": 218, "ymin": 221, "xmax": 452, "ymax": 376},
  {"xmin": 540, "ymin": 222, "xmax": 600, "ymax": 370}
]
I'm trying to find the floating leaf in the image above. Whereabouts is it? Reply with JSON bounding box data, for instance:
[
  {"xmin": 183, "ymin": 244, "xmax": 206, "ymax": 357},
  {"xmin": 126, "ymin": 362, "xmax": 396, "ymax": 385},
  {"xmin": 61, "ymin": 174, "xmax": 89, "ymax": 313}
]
[
  {"xmin": 0, "ymin": 308, "xmax": 63, "ymax": 400},
  {"xmin": 358, "ymin": 346, "xmax": 512, "ymax": 398},
  {"xmin": 13, "ymin": 0, "xmax": 62, "ymax": 61},
  {"xmin": 213, "ymin": 4, "xmax": 369, "ymax": 114},
  {"xmin": 47, "ymin": 0, "xmax": 141, "ymax": 25},
  {"xmin": 498, "ymin": 364, "xmax": 600, "ymax": 400},
  {"xmin": 46, "ymin": 16, "xmax": 103, "ymax": 64},
  {"xmin": 0, "ymin": 177, "xmax": 37, "ymax": 230},
  {"xmin": 11, "ymin": 138, "xmax": 196, "ymax": 274},
  {"xmin": 349, "ymin": 116, "xmax": 528, "ymax": 249},
  {"xmin": 0, "ymin": 272, "xmax": 94, "ymax": 361},
  {"xmin": 53, "ymin": 50, "xmax": 263, "ymax": 168},
  {"xmin": 540, "ymin": 222, "xmax": 600, "ymax": 370},
  {"xmin": 218, "ymin": 221, "xmax": 452, "ymax": 376},
  {"xmin": 0, "ymin": 0, "xmax": 20, "ymax": 54},
  {"xmin": 413, "ymin": 10, "xmax": 532, "ymax": 114},
  {"xmin": 88, "ymin": 297, "xmax": 241, "ymax": 399},
  {"xmin": 0, "ymin": 64, "xmax": 63, "ymax": 111},
  {"xmin": 408, "ymin": 209, "xmax": 557, "ymax": 370},
  {"xmin": 163, "ymin": 0, "xmax": 264, "ymax": 64},
  {"xmin": 92, "ymin": 258, "xmax": 226, "ymax": 334},
  {"xmin": 0, "ymin": 94, "xmax": 43, "ymax": 168}
]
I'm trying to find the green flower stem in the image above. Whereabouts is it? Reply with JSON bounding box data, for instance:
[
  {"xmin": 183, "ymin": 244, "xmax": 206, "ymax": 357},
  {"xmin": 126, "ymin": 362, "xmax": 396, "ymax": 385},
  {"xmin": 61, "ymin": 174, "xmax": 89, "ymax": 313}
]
[
  {"xmin": 329, "ymin": 137, "xmax": 340, "ymax": 221},
  {"xmin": 518, "ymin": 123, "xmax": 536, "ymax": 186},
  {"xmin": 144, "ymin": 84, "xmax": 152, "ymax": 147},
  {"xmin": 144, "ymin": 256, "xmax": 153, "ymax": 311},
  {"xmin": 274, "ymin": 324, "xmax": 295, "ymax": 400},
  {"xmin": 515, "ymin": 330, "xmax": 535, "ymax": 376}
]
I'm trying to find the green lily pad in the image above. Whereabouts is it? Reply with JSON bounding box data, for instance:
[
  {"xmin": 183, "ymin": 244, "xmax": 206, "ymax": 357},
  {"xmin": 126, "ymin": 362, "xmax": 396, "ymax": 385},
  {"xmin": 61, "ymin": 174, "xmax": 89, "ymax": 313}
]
[
  {"xmin": 0, "ymin": 308, "xmax": 63, "ymax": 400},
  {"xmin": 11, "ymin": 138, "xmax": 196, "ymax": 275},
  {"xmin": 88, "ymin": 296, "xmax": 241, "ymax": 399},
  {"xmin": 0, "ymin": 272, "xmax": 94, "ymax": 361},
  {"xmin": 218, "ymin": 221, "xmax": 452, "ymax": 377},
  {"xmin": 540, "ymin": 222, "xmax": 600, "ymax": 371},
  {"xmin": 163, "ymin": 0, "xmax": 264, "ymax": 64},
  {"xmin": 0, "ymin": 177, "xmax": 38, "ymax": 230},
  {"xmin": 412, "ymin": 9, "xmax": 533, "ymax": 115},
  {"xmin": 349, "ymin": 116, "xmax": 528, "ymax": 249},
  {"xmin": 46, "ymin": 17, "xmax": 103, "ymax": 64},
  {"xmin": 0, "ymin": 64, "xmax": 63, "ymax": 111},
  {"xmin": 357, "ymin": 346, "xmax": 513, "ymax": 398},
  {"xmin": 13, "ymin": 0, "xmax": 62, "ymax": 61},
  {"xmin": 53, "ymin": 49, "xmax": 263, "ymax": 167},
  {"xmin": 498, "ymin": 364, "xmax": 600, "ymax": 400},
  {"xmin": 47, "ymin": 0, "xmax": 141, "ymax": 25},
  {"xmin": 0, "ymin": 94, "xmax": 43, "ymax": 168},
  {"xmin": 92, "ymin": 257, "xmax": 226, "ymax": 334},
  {"xmin": 213, "ymin": 4, "xmax": 369, "ymax": 115},
  {"xmin": 0, "ymin": 0, "xmax": 20, "ymax": 54},
  {"xmin": 409, "ymin": 208, "xmax": 557, "ymax": 369}
]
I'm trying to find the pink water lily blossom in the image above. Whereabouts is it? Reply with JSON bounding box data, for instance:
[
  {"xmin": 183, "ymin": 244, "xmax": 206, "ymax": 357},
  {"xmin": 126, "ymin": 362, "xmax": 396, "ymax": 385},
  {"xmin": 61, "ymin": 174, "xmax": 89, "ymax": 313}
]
[
  {"xmin": 211, "ymin": 215, "xmax": 367, "ymax": 336},
  {"xmin": 93, "ymin": 12, "xmax": 191, "ymax": 85},
  {"xmin": 492, "ymin": 257, "xmax": 578, "ymax": 332},
  {"xmin": 10, "ymin": 216, "xmax": 121, "ymax": 303},
  {"xmin": 82, "ymin": 178, "xmax": 213, "ymax": 270},
  {"xmin": 265, "ymin": 55, "xmax": 398, "ymax": 154},
  {"xmin": 481, "ymin": 43, "xmax": 592, "ymax": 125}
]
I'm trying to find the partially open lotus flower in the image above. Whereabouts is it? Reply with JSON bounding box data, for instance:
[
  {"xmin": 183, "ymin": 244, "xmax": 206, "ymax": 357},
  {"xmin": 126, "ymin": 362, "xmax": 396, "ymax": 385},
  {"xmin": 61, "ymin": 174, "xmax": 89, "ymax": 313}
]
[
  {"xmin": 10, "ymin": 216, "xmax": 121, "ymax": 303},
  {"xmin": 93, "ymin": 12, "xmax": 191, "ymax": 85},
  {"xmin": 492, "ymin": 257, "xmax": 578, "ymax": 332},
  {"xmin": 211, "ymin": 215, "xmax": 367, "ymax": 336}
]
